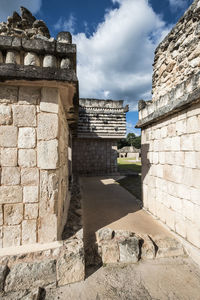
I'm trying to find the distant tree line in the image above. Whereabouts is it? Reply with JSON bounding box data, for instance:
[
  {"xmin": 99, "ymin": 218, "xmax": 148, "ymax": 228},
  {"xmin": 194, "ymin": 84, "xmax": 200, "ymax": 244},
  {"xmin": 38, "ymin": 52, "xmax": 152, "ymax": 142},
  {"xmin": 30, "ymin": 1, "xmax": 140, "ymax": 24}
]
[{"xmin": 117, "ymin": 133, "xmax": 141, "ymax": 149}]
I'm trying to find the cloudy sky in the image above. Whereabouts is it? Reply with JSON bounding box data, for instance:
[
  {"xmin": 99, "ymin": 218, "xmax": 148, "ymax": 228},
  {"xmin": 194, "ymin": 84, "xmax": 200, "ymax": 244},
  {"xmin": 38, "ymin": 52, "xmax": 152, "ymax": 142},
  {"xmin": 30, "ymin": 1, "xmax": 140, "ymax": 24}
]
[{"xmin": 0, "ymin": 0, "xmax": 193, "ymax": 134}]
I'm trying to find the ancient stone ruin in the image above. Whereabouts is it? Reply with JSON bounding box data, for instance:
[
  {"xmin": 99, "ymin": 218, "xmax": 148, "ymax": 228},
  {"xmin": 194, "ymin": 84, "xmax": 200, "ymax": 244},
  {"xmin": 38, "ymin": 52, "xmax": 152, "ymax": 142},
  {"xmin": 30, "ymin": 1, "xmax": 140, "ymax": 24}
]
[
  {"xmin": 137, "ymin": 0, "xmax": 200, "ymax": 265},
  {"xmin": 73, "ymin": 98, "xmax": 128, "ymax": 175}
]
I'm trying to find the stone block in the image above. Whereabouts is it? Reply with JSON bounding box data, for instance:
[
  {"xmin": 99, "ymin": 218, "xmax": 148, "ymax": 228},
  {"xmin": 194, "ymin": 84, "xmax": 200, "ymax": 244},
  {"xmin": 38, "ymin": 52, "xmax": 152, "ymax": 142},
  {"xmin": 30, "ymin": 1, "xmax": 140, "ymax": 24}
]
[
  {"xmin": 37, "ymin": 140, "xmax": 58, "ymax": 169},
  {"xmin": 21, "ymin": 168, "xmax": 39, "ymax": 185},
  {"xmin": 169, "ymin": 194, "xmax": 182, "ymax": 214},
  {"xmin": 153, "ymin": 236, "xmax": 184, "ymax": 258},
  {"xmin": 0, "ymin": 186, "xmax": 22, "ymax": 204},
  {"xmin": 37, "ymin": 113, "xmax": 58, "ymax": 140},
  {"xmin": 3, "ymin": 225, "xmax": 21, "ymax": 247},
  {"xmin": 192, "ymin": 169, "xmax": 200, "ymax": 189},
  {"xmin": 1, "ymin": 148, "xmax": 17, "ymax": 166},
  {"xmin": 60, "ymin": 58, "xmax": 71, "ymax": 69},
  {"xmin": 140, "ymin": 235, "xmax": 155, "ymax": 260},
  {"xmin": 57, "ymin": 238, "xmax": 85, "ymax": 286},
  {"xmin": 5, "ymin": 260, "xmax": 56, "ymax": 292},
  {"xmin": 165, "ymin": 207, "xmax": 175, "ymax": 230},
  {"xmin": 186, "ymin": 221, "xmax": 200, "ymax": 248},
  {"xmin": 24, "ymin": 52, "xmax": 40, "ymax": 66},
  {"xmin": 0, "ymin": 105, "xmax": 12, "ymax": 125},
  {"xmin": 118, "ymin": 236, "xmax": 140, "ymax": 263},
  {"xmin": 0, "ymin": 206, "xmax": 2, "ymax": 226},
  {"xmin": 175, "ymin": 213, "xmax": 186, "ymax": 238},
  {"xmin": 181, "ymin": 135, "xmax": 194, "ymax": 151},
  {"xmin": 0, "ymin": 126, "xmax": 17, "ymax": 147},
  {"xmin": 18, "ymin": 127, "xmax": 36, "ymax": 148},
  {"xmin": 190, "ymin": 188, "xmax": 200, "ymax": 205},
  {"xmin": 0, "ymin": 86, "xmax": 18, "ymax": 104},
  {"xmin": 186, "ymin": 116, "xmax": 199, "ymax": 134},
  {"xmin": 24, "ymin": 203, "xmax": 38, "ymax": 219},
  {"xmin": 40, "ymin": 87, "xmax": 59, "ymax": 113},
  {"xmin": 43, "ymin": 55, "xmax": 57, "ymax": 68},
  {"xmin": 194, "ymin": 133, "xmax": 200, "ymax": 151},
  {"xmin": 23, "ymin": 186, "xmax": 38, "ymax": 203},
  {"xmin": 22, "ymin": 220, "xmax": 37, "ymax": 244},
  {"xmin": 171, "ymin": 136, "xmax": 180, "ymax": 151},
  {"xmin": 13, "ymin": 105, "xmax": 36, "ymax": 127},
  {"xmin": 4, "ymin": 203, "xmax": 23, "ymax": 225},
  {"xmin": 182, "ymin": 199, "xmax": 194, "ymax": 221},
  {"xmin": 0, "ymin": 264, "xmax": 9, "ymax": 292},
  {"xmin": 38, "ymin": 214, "xmax": 57, "ymax": 243},
  {"xmin": 176, "ymin": 119, "xmax": 187, "ymax": 136},
  {"xmin": 39, "ymin": 171, "xmax": 59, "ymax": 216},
  {"xmin": 96, "ymin": 227, "xmax": 114, "ymax": 243},
  {"xmin": 1, "ymin": 167, "xmax": 20, "ymax": 185},
  {"xmin": 18, "ymin": 86, "xmax": 41, "ymax": 105},
  {"xmin": 5, "ymin": 51, "xmax": 20, "ymax": 64},
  {"xmin": 100, "ymin": 240, "xmax": 120, "ymax": 264},
  {"xmin": 18, "ymin": 149, "xmax": 36, "ymax": 167}
]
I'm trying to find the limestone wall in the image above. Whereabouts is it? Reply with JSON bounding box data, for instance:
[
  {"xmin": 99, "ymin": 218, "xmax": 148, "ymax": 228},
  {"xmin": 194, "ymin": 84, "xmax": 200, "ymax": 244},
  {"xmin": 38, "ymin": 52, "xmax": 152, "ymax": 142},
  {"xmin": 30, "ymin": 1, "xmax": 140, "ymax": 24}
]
[
  {"xmin": 152, "ymin": 0, "xmax": 200, "ymax": 101},
  {"xmin": 73, "ymin": 139, "xmax": 118, "ymax": 175},
  {"xmin": 141, "ymin": 102, "xmax": 200, "ymax": 249},
  {"xmin": 0, "ymin": 84, "xmax": 70, "ymax": 247}
]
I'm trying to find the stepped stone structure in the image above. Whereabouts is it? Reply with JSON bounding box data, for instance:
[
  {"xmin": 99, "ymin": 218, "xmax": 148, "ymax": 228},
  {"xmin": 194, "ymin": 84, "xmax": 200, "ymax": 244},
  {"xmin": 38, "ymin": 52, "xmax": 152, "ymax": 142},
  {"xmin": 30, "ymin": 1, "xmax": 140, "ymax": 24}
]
[
  {"xmin": 73, "ymin": 98, "xmax": 128, "ymax": 175},
  {"xmin": 118, "ymin": 146, "xmax": 140, "ymax": 160},
  {"xmin": 137, "ymin": 0, "xmax": 200, "ymax": 265}
]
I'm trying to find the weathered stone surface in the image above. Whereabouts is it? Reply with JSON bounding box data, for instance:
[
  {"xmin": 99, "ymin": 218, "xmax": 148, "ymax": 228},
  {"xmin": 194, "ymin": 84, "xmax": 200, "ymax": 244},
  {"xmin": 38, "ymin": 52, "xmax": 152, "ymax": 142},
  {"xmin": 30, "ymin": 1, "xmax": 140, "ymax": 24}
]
[
  {"xmin": 118, "ymin": 236, "xmax": 140, "ymax": 263},
  {"xmin": 60, "ymin": 58, "xmax": 71, "ymax": 69},
  {"xmin": 38, "ymin": 214, "xmax": 57, "ymax": 243},
  {"xmin": 23, "ymin": 186, "xmax": 38, "ymax": 203},
  {"xmin": 24, "ymin": 203, "xmax": 38, "ymax": 220},
  {"xmin": 37, "ymin": 113, "xmax": 58, "ymax": 141},
  {"xmin": 0, "ymin": 126, "xmax": 17, "ymax": 147},
  {"xmin": 96, "ymin": 228, "xmax": 114, "ymax": 243},
  {"xmin": 0, "ymin": 186, "xmax": 22, "ymax": 204},
  {"xmin": 3, "ymin": 225, "xmax": 21, "ymax": 247},
  {"xmin": 4, "ymin": 203, "xmax": 23, "ymax": 225},
  {"xmin": 22, "ymin": 220, "xmax": 37, "ymax": 244},
  {"xmin": 1, "ymin": 167, "xmax": 20, "ymax": 185},
  {"xmin": 1, "ymin": 148, "xmax": 17, "ymax": 166},
  {"xmin": 43, "ymin": 55, "xmax": 57, "ymax": 68},
  {"xmin": 57, "ymin": 238, "xmax": 84, "ymax": 286},
  {"xmin": 0, "ymin": 105, "xmax": 12, "ymax": 125},
  {"xmin": 40, "ymin": 87, "xmax": 59, "ymax": 113},
  {"xmin": 57, "ymin": 32, "xmax": 72, "ymax": 44},
  {"xmin": 5, "ymin": 260, "xmax": 56, "ymax": 292},
  {"xmin": 5, "ymin": 51, "xmax": 20, "ymax": 64},
  {"xmin": 21, "ymin": 168, "xmax": 39, "ymax": 185},
  {"xmin": 0, "ymin": 86, "xmax": 18, "ymax": 104},
  {"xmin": 18, "ymin": 127, "xmax": 36, "ymax": 148},
  {"xmin": 13, "ymin": 105, "xmax": 36, "ymax": 127},
  {"xmin": 153, "ymin": 236, "xmax": 185, "ymax": 258},
  {"xmin": 37, "ymin": 140, "xmax": 58, "ymax": 169},
  {"xmin": 24, "ymin": 52, "xmax": 40, "ymax": 66},
  {"xmin": 101, "ymin": 240, "xmax": 120, "ymax": 264},
  {"xmin": 18, "ymin": 86, "xmax": 41, "ymax": 105},
  {"xmin": 18, "ymin": 149, "xmax": 36, "ymax": 167},
  {"xmin": 140, "ymin": 235, "xmax": 156, "ymax": 260},
  {"xmin": 0, "ymin": 264, "xmax": 9, "ymax": 292}
]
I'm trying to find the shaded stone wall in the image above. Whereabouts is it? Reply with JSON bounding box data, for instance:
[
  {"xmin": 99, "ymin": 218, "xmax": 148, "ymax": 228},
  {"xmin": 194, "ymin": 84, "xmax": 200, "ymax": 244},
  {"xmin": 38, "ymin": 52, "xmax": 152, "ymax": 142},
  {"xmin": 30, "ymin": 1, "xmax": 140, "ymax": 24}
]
[
  {"xmin": 137, "ymin": 0, "xmax": 200, "ymax": 259},
  {"xmin": 73, "ymin": 139, "xmax": 118, "ymax": 175}
]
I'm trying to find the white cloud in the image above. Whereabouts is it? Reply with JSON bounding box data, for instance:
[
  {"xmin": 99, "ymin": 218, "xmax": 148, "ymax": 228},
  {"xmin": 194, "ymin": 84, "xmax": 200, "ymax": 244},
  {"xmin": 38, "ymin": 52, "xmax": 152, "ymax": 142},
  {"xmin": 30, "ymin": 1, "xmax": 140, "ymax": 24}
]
[
  {"xmin": 0, "ymin": 0, "xmax": 42, "ymax": 21},
  {"xmin": 72, "ymin": 0, "xmax": 172, "ymax": 111},
  {"xmin": 168, "ymin": 0, "xmax": 188, "ymax": 10},
  {"xmin": 54, "ymin": 14, "xmax": 76, "ymax": 34},
  {"xmin": 126, "ymin": 122, "xmax": 140, "ymax": 135}
]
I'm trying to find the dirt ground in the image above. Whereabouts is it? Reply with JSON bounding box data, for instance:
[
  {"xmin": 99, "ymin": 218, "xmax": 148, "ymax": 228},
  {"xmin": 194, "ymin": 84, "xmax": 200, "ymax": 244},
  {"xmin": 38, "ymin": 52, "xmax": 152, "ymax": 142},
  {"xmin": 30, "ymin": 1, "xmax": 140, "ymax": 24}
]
[{"xmin": 46, "ymin": 256, "xmax": 200, "ymax": 300}]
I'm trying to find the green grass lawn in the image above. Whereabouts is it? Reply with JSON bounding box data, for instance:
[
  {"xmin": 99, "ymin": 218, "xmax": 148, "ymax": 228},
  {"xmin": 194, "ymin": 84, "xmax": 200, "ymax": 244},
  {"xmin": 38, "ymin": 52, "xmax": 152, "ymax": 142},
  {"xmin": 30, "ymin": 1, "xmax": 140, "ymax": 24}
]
[
  {"xmin": 117, "ymin": 157, "xmax": 141, "ymax": 173},
  {"xmin": 117, "ymin": 158, "xmax": 142, "ymax": 201}
]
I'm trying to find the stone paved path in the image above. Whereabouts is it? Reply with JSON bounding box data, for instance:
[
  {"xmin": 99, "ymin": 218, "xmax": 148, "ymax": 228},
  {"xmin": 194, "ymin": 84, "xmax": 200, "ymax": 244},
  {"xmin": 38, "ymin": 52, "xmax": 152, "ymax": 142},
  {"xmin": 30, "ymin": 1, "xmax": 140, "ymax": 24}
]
[
  {"xmin": 46, "ymin": 257, "xmax": 200, "ymax": 299},
  {"xmin": 80, "ymin": 176, "xmax": 175, "ymax": 249}
]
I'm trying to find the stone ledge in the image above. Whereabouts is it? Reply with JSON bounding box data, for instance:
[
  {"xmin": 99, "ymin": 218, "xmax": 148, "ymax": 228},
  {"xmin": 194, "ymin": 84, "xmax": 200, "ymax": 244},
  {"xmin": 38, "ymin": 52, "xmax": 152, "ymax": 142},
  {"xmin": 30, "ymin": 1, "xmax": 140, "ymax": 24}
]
[
  {"xmin": 0, "ymin": 63, "xmax": 78, "ymax": 83},
  {"xmin": 136, "ymin": 72, "xmax": 200, "ymax": 128}
]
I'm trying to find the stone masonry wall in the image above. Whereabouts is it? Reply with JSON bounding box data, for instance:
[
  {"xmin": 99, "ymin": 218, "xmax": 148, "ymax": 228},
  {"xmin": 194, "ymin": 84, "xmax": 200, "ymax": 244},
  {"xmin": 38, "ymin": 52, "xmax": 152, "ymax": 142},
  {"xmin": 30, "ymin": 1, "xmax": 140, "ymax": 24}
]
[
  {"xmin": 0, "ymin": 84, "xmax": 69, "ymax": 248},
  {"xmin": 141, "ymin": 101, "xmax": 200, "ymax": 249},
  {"xmin": 152, "ymin": 0, "xmax": 200, "ymax": 101},
  {"xmin": 73, "ymin": 139, "xmax": 118, "ymax": 175}
]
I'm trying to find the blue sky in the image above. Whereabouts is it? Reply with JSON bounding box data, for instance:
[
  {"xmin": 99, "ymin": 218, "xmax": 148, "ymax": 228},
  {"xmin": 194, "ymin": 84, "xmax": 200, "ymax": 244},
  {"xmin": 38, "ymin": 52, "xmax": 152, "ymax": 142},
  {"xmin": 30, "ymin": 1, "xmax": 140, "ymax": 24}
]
[{"xmin": 0, "ymin": 0, "xmax": 193, "ymax": 135}]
